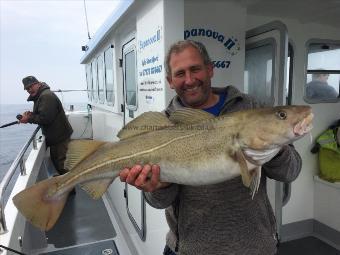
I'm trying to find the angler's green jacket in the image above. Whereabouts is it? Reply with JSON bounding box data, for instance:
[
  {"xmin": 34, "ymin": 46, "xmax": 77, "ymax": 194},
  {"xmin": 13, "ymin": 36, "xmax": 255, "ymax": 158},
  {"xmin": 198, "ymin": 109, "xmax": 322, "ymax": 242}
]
[
  {"xmin": 145, "ymin": 85, "xmax": 302, "ymax": 255},
  {"xmin": 27, "ymin": 83, "xmax": 73, "ymax": 146}
]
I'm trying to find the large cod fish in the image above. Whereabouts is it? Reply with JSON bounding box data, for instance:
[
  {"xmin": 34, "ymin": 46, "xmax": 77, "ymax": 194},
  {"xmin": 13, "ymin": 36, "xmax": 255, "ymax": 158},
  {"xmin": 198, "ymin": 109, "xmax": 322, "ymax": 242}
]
[{"xmin": 13, "ymin": 106, "xmax": 313, "ymax": 231}]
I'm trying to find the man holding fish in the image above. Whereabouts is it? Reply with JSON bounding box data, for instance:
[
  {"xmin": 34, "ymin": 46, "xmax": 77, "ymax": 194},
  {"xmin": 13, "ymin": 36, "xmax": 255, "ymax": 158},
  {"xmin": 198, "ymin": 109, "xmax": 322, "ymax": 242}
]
[
  {"xmin": 119, "ymin": 40, "xmax": 306, "ymax": 255},
  {"xmin": 13, "ymin": 40, "xmax": 313, "ymax": 255}
]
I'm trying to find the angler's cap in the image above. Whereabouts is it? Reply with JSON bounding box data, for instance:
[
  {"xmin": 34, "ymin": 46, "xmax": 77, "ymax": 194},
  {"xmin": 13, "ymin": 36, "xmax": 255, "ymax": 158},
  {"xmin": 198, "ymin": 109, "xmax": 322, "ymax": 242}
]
[{"xmin": 22, "ymin": 76, "xmax": 39, "ymax": 89}]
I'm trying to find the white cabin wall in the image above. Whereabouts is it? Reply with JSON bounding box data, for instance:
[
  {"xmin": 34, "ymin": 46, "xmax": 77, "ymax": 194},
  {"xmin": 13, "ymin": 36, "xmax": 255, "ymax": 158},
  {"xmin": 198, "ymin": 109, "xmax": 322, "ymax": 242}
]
[
  {"xmin": 91, "ymin": 108, "xmax": 123, "ymax": 141},
  {"xmin": 104, "ymin": 1, "xmax": 185, "ymax": 254},
  {"xmin": 163, "ymin": 0, "xmax": 184, "ymax": 104},
  {"xmin": 105, "ymin": 11, "xmax": 139, "ymax": 235},
  {"xmin": 247, "ymin": 15, "xmax": 340, "ymax": 230},
  {"xmin": 285, "ymin": 21, "xmax": 340, "ymax": 231},
  {"xmin": 135, "ymin": 0, "xmax": 167, "ymax": 114},
  {"xmin": 114, "ymin": 27, "xmax": 136, "ymax": 115},
  {"xmin": 80, "ymin": 5, "xmax": 140, "ymax": 251},
  {"xmin": 184, "ymin": 1, "xmax": 246, "ymax": 90},
  {"xmin": 89, "ymin": 25, "xmax": 133, "ymax": 141},
  {"xmin": 134, "ymin": 1, "xmax": 169, "ymax": 253},
  {"xmin": 88, "ymin": 4, "xmax": 146, "ymax": 254},
  {"xmin": 129, "ymin": 1, "xmax": 187, "ymax": 253}
]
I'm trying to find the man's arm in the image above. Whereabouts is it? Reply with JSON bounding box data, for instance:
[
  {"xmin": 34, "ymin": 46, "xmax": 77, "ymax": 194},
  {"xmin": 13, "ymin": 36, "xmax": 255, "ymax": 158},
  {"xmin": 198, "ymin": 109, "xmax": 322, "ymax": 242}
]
[
  {"xmin": 262, "ymin": 144, "xmax": 302, "ymax": 182},
  {"xmin": 144, "ymin": 184, "xmax": 179, "ymax": 209},
  {"xmin": 28, "ymin": 94, "xmax": 60, "ymax": 125}
]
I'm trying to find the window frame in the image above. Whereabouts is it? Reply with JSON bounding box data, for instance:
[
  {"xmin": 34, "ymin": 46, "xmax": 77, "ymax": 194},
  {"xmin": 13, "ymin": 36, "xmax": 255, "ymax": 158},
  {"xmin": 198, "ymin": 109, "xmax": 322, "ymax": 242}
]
[
  {"xmin": 304, "ymin": 39, "xmax": 340, "ymax": 104},
  {"xmin": 91, "ymin": 58, "xmax": 99, "ymax": 102},
  {"xmin": 85, "ymin": 63, "xmax": 93, "ymax": 102},
  {"xmin": 104, "ymin": 45, "xmax": 115, "ymax": 107},
  {"xmin": 245, "ymin": 38, "xmax": 277, "ymax": 106},
  {"xmin": 97, "ymin": 54, "xmax": 106, "ymax": 104},
  {"xmin": 123, "ymin": 44, "xmax": 138, "ymax": 111}
]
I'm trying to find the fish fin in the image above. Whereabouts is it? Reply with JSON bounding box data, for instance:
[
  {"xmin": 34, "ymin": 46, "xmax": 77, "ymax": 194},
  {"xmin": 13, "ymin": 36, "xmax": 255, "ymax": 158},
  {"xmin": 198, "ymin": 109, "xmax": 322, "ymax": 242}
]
[
  {"xmin": 233, "ymin": 150, "xmax": 252, "ymax": 188},
  {"xmin": 234, "ymin": 151, "xmax": 262, "ymax": 198},
  {"xmin": 169, "ymin": 108, "xmax": 215, "ymax": 125},
  {"xmin": 12, "ymin": 176, "xmax": 69, "ymax": 231},
  {"xmin": 80, "ymin": 179, "xmax": 113, "ymax": 199},
  {"xmin": 118, "ymin": 112, "xmax": 173, "ymax": 140},
  {"xmin": 249, "ymin": 167, "xmax": 262, "ymax": 199},
  {"xmin": 65, "ymin": 139, "xmax": 106, "ymax": 170}
]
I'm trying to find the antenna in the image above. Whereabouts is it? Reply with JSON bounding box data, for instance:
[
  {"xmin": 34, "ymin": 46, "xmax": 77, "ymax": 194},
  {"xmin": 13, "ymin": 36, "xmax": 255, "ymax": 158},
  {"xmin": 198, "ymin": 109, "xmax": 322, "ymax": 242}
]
[{"xmin": 83, "ymin": 0, "xmax": 91, "ymax": 40}]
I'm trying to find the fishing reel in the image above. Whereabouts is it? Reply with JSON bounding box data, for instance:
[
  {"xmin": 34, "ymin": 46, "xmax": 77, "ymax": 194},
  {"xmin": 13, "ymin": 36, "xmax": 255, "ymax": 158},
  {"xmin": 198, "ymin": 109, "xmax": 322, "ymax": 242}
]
[{"xmin": 0, "ymin": 114, "xmax": 23, "ymax": 128}]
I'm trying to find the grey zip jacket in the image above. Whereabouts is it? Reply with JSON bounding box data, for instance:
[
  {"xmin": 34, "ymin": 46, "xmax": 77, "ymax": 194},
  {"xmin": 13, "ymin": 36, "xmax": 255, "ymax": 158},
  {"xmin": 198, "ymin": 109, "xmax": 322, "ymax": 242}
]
[{"xmin": 144, "ymin": 85, "xmax": 302, "ymax": 255}]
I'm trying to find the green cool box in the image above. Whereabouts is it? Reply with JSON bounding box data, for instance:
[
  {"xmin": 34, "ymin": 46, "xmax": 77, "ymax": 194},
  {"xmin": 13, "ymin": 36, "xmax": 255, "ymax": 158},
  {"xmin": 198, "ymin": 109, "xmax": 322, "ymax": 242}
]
[{"xmin": 317, "ymin": 129, "xmax": 340, "ymax": 182}]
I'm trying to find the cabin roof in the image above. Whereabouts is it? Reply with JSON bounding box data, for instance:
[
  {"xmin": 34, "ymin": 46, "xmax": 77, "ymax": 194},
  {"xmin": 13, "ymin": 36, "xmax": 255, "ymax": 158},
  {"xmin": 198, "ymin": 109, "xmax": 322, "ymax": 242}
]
[
  {"xmin": 80, "ymin": 0, "xmax": 340, "ymax": 64},
  {"xmin": 80, "ymin": 0, "xmax": 134, "ymax": 64},
  {"xmin": 245, "ymin": 0, "xmax": 340, "ymax": 28}
]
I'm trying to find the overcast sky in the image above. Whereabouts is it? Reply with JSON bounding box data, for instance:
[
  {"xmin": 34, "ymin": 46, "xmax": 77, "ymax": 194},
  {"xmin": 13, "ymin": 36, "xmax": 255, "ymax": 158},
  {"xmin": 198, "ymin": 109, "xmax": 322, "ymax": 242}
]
[{"xmin": 0, "ymin": 0, "xmax": 120, "ymax": 105}]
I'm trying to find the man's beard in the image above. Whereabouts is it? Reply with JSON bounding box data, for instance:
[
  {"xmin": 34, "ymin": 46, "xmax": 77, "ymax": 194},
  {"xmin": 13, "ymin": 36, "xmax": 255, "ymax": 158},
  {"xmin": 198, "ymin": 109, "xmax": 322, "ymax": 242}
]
[{"xmin": 178, "ymin": 80, "xmax": 211, "ymax": 108}]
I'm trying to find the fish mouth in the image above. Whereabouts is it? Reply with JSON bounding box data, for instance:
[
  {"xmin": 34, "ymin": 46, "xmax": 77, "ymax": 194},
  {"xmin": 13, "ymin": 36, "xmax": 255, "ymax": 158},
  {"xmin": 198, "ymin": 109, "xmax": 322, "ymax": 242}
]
[{"xmin": 293, "ymin": 112, "xmax": 314, "ymax": 137}]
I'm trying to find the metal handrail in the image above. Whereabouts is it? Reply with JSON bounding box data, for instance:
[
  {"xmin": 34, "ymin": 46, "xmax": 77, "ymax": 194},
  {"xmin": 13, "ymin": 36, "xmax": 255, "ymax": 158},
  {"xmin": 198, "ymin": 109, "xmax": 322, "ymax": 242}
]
[
  {"xmin": 0, "ymin": 126, "xmax": 41, "ymax": 234},
  {"xmin": 51, "ymin": 89, "xmax": 89, "ymax": 111},
  {"xmin": 52, "ymin": 89, "xmax": 88, "ymax": 93}
]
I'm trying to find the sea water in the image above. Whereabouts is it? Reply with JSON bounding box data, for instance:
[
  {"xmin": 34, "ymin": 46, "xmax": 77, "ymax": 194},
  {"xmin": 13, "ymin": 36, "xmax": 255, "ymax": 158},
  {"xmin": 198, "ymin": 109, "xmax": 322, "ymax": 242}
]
[
  {"xmin": 0, "ymin": 104, "xmax": 36, "ymax": 180},
  {"xmin": 0, "ymin": 102, "xmax": 86, "ymax": 208},
  {"xmin": 0, "ymin": 103, "xmax": 86, "ymax": 181}
]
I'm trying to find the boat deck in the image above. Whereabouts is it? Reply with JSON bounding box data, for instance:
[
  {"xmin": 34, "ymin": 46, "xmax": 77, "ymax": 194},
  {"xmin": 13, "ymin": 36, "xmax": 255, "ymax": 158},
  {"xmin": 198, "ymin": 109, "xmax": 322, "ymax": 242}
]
[
  {"xmin": 40, "ymin": 187, "xmax": 118, "ymax": 254},
  {"xmin": 278, "ymin": 236, "xmax": 340, "ymax": 255},
  {"xmin": 26, "ymin": 160, "xmax": 120, "ymax": 255}
]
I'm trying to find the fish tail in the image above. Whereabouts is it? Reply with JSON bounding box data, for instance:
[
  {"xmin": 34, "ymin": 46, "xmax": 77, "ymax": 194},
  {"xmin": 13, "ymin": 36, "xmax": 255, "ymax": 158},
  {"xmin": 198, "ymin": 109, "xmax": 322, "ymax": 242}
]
[{"xmin": 12, "ymin": 175, "xmax": 69, "ymax": 231}]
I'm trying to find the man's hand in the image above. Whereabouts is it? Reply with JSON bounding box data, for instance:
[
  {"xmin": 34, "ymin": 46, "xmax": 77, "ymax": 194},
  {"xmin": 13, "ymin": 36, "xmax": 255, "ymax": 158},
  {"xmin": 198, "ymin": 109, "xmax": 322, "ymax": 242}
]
[
  {"xmin": 119, "ymin": 164, "xmax": 170, "ymax": 192},
  {"xmin": 243, "ymin": 147, "xmax": 282, "ymax": 165},
  {"xmin": 19, "ymin": 111, "xmax": 32, "ymax": 124}
]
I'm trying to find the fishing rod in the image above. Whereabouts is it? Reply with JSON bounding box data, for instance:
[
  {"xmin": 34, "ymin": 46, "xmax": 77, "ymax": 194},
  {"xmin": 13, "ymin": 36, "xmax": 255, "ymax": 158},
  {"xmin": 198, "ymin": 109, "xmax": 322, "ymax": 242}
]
[{"xmin": 0, "ymin": 114, "xmax": 23, "ymax": 128}]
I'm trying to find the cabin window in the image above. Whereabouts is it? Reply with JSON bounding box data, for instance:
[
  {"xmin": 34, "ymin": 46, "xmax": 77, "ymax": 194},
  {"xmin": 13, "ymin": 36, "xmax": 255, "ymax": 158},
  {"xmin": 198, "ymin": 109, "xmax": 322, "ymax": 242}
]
[
  {"xmin": 91, "ymin": 58, "xmax": 98, "ymax": 102},
  {"xmin": 85, "ymin": 63, "xmax": 93, "ymax": 102},
  {"xmin": 305, "ymin": 41, "xmax": 340, "ymax": 103},
  {"xmin": 245, "ymin": 40, "xmax": 275, "ymax": 106},
  {"xmin": 104, "ymin": 47, "xmax": 115, "ymax": 106},
  {"xmin": 124, "ymin": 48, "xmax": 137, "ymax": 109},
  {"xmin": 285, "ymin": 43, "xmax": 294, "ymax": 105},
  {"xmin": 97, "ymin": 55, "xmax": 105, "ymax": 104}
]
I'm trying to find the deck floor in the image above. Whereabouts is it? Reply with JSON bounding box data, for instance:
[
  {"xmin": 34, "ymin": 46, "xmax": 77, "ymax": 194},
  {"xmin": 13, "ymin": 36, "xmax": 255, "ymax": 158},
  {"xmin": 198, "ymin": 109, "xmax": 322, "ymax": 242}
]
[
  {"xmin": 39, "ymin": 239, "xmax": 119, "ymax": 255},
  {"xmin": 45, "ymin": 187, "xmax": 117, "ymax": 248},
  {"xmin": 278, "ymin": 236, "xmax": 340, "ymax": 255},
  {"xmin": 29, "ymin": 159, "xmax": 118, "ymax": 254}
]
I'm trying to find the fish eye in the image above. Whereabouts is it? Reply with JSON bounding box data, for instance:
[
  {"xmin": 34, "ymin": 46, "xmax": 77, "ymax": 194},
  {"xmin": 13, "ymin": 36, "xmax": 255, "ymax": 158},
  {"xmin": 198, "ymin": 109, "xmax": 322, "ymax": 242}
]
[{"xmin": 276, "ymin": 110, "xmax": 287, "ymax": 120}]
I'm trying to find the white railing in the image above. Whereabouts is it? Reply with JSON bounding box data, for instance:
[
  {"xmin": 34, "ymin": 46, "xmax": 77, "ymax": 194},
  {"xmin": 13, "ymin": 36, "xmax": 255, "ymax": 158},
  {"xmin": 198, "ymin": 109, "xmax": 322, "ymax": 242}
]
[{"xmin": 0, "ymin": 127, "xmax": 41, "ymax": 234}]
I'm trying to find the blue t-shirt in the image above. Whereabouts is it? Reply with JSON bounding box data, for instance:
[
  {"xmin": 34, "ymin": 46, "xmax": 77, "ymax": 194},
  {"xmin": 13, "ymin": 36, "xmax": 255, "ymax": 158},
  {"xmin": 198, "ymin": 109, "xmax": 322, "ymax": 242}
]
[{"xmin": 203, "ymin": 93, "xmax": 227, "ymax": 116}]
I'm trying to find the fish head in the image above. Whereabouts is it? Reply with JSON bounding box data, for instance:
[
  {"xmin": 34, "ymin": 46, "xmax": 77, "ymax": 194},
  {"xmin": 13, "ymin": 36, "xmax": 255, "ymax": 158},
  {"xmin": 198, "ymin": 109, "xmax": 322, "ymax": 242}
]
[{"xmin": 239, "ymin": 105, "xmax": 313, "ymax": 150}]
